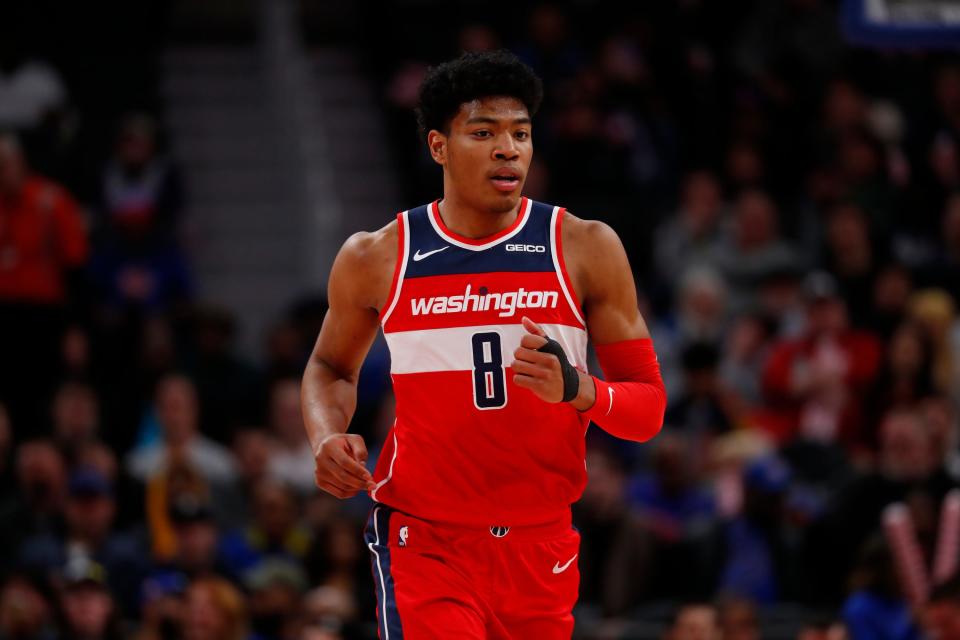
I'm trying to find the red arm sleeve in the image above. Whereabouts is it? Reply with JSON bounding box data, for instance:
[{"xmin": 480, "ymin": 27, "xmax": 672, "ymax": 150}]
[{"xmin": 581, "ymin": 338, "xmax": 667, "ymax": 442}]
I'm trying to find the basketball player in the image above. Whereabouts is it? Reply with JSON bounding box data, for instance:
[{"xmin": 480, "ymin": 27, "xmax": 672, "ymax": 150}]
[{"xmin": 302, "ymin": 50, "xmax": 667, "ymax": 638}]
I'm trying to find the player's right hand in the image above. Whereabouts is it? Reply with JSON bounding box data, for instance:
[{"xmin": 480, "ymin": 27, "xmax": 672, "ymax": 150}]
[{"xmin": 313, "ymin": 433, "xmax": 377, "ymax": 499}]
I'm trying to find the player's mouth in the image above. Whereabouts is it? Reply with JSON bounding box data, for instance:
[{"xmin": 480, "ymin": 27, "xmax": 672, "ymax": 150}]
[{"xmin": 489, "ymin": 168, "xmax": 522, "ymax": 192}]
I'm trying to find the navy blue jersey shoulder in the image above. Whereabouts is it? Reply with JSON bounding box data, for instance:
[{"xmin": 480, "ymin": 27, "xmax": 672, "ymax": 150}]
[{"xmin": 403, "ymin": 200, "xmax": 559, "ymax": 279}]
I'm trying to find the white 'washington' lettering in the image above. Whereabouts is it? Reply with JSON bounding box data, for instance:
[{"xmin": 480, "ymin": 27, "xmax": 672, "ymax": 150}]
[{"xmin": 410, "ymin": 284, "xmax": 559, "ymax": 318}]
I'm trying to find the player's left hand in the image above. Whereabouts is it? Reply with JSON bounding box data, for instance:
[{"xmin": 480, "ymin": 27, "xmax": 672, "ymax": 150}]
[{"xmin": 512, "ymin": 316, "xmax": 574, "ymax": 403}]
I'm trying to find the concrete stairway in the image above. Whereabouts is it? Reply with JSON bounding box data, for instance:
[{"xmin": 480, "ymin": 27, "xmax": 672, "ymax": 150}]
[
  {"xmin": 162, "ymin": 46, "xmax": 308, "ymax": 357},
  {"xmin": 160, "ymin": 0, "xmax": 398, "ymax": 358}
]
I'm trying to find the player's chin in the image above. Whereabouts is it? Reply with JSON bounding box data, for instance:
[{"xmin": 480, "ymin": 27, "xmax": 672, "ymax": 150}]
[{"xmin": 485, "ymin": 186, "xmax": 523, "ymax": 213}]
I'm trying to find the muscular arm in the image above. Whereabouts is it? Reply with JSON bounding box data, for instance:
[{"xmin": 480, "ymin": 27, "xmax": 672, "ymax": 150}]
[
  {"xmin": 567, "ymin": 215, "xmax": 650, "ymax": 346},
  {"xmin": 301, "ymin": 223, "xmax": 396, "ymax": 497},
  {"xmin": 564, "ymin": 214, "xmax": 666, "ymax": 441},
  {"xmin": 511, "ymin": 212, "xmax": 666, "ymax": 441}
]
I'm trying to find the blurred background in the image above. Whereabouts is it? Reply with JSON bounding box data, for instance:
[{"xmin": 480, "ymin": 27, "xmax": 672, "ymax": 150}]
[{"xmin": 1, "ymin": 0, "xmax": 959, "ymax": 638}]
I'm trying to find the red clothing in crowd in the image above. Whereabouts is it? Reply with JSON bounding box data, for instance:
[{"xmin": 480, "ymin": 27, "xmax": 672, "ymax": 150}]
[
  {"xmin": 761, "ymin": 330, "xmax": 882, "ymax": 447},
  {"xmin": 0, "ymin": 176, "xmax": 87, "ymax": 305}
]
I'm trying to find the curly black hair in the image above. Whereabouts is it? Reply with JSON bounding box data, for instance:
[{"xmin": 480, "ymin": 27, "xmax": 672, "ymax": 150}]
[{"xmin": 415, "ymin": 50, "xmax": 544, "ymax": 141}]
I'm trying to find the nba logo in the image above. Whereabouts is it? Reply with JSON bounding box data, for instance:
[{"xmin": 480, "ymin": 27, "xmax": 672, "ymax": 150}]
[{"xmin": 399, "ymin": 525, "xmax": 409, "ymax": 547}]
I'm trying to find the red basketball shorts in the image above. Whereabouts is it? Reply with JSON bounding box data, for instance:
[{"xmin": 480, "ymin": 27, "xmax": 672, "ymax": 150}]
[{"xmin": 363, "ymin": 503, "xmax": 581, "ymax": 639}]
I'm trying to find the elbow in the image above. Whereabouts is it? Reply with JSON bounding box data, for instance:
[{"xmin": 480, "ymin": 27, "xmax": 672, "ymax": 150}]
[
  {"xmin": 630, "ymin": 393, "xmax": 667, "ymax": 443},
  {"xmin": 646, "ymin": 410, "xmax": 667, "ymax": 442}
]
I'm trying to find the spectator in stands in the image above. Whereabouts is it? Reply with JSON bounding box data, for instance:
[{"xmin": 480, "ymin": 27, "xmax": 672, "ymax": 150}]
[
  {"xmin": 629, "ymin": 434, "xmax": 715, "ymax": 536},
  {"xmin": 263, "ymin": 319, "xmax": 308, "ymax": 382},
  {"xmin": 668, "ymin": 603, "xmax": 722, "ymax": 640},
  {"xmin": 717, "ymin": 598, "xmax": 760, "ymax": 640},
  {"xmin": 821, "ymin": 202, "xmax": 883, "ymax": 328},
  {"xmin": 627, "ymin": 434, "xmax": 717, "ymax": 601},
  {"xmin": 88, "ymin": 112, "xmax": 191, "ymax": 316},
  {"xmin": 301, "ymin": 625, "xmax": 345, "ymax": 640},
  {"xmin": 513, "ymin": 3, "xmax": 584, "ymax": 88},
  {"xmin": 181, "ymin": 576, "xmax": 249, "ymax": 640},
  {"xmin": 842, "ymin": 537, "xmax": 921, "ymax": 640},
  {"xmin": 724, "ymin": 141, "xmax": 767, "ymax": 195},
  {"xmin": 146, "ymin": 460, "xmax": 214, "ymax": 563},
  {"xmin": 719, "ymin": 313, "xmax": 775, "ymax": 412},
  {"xmin": 231, "ymin": 428, "xmax": 273, "ymax": 519},
  {"xmin": 917, "ymin": 194, "xmax": 960, "ymax": 296},
  {"xmin": 2, "ymin": 441, "xmax": 68, "ymax": 568},
  {"xmin": 762, "ymin": 272, "xmax": 882, "ymax": 447},
  {"xmin": 244, "ymin": 559, "xmax": 308, "ymax": 640},
  {"xmin": 653, "ymin": 267, "xmax": 729, "ymax": 403},
  {"xmin": 135, "ymin": 570, "xmax": 186, "ymax": 640},
  {"xmin": 869, "ymin": 263, "xmax": 914, "ymax": 340},
  {"xmin": 188, "ymin": 306, "xmax": 265, "ymax": 445},
  {"xmin": 865, "ymin": 323, "xmax": 936, "ymax": 445},
  {"xmin": 665, "ymin": 342, "xmax": 738, "ymax": 436},
  {"xmin": 923, "ymin": 574, "xmax": 960, "ymax": 640},
  {"xmin": 710, "ymin": 188, "xmax": 801, "ymax": 312},
  {"xmin": 144, "ymin": 494, "xmax": 232, "ymax": 600},
  {"xmin": 305, "ymin": 517, "xmax": 372, "ymax": 625},
  {"xmin": 50, "ymin": 379, "xmax": 101, "ymax": 464},
  {"xmin": 267, "ymin": 377, "xmax": 315, "ymax": 495},
  {"xmin": 305, "ymin": 582, "xmax": 364, "ymax": 633},
  {"xmin": 19, "ymin": 467, "xmax": 146, "ymax": 615},
  {"xmin": 0, "ymin": 134, "xmax": 88, "ymax": 429},
  {"xmin": 219, "ymin": 480, "xmax": 312, "ymax": 579},
  {"xmin": 714, "ymin": 455, "xmax": 799, "ymax": 604},
  {"xmin": 921, "ymin": 395, "xmax": 960, "ymax": 481},
  {"xmin": 87, "ymin": 223, "xmax": 193, "ymax": 314},
  {"xmin": 912, "ymin": 64, "xmax": 960, "ymax": 223},
  {"xmin": 0, "ymin": 573, "xmax": 56, "ymax": 640},
  {"xmin": 653, "ymin": 170, "xmax": 726, "ymax": 289},
  {"xmin": 808, "ymin": 408, "xmax": 955, "ymax": 604},
  {"xmin": 573, "ymin": 447, "xmax": 661, "ymax": 614},
  {"xmin": 797, "ymin": 619, "xmax": 849, "ymax": 640},
  {"xmin": 57, "ymin": 557, "xmax": 124, "ymax": 640},
  {"xmin": 126, "ymin": 374, "xmax": 236, "ymax": 486},
  {"xmin": 907, "ymin": 289, "xmax": 960, "ymax": 402},
  {"xmin": 98, "ymin": 114, "xmax": 183, "ymax": 245}
]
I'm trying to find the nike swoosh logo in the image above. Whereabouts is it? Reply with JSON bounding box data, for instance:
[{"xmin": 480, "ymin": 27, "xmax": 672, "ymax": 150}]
[
  {"xmin": 413, "ymin": 246, "xmax": 449, "ymax": 261},
  {"xmin": 553, "ymin": 554, "xmax": 578, "ymax": 574},
  {"xmin": 606, "ymin": 387, "xmax": 614, "ymax": 416}
]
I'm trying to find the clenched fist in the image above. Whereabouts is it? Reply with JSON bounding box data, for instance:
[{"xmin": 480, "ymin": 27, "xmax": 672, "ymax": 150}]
[{"xmin": 313, "ymin": 433, "xmax": 377, "ymax": 499}]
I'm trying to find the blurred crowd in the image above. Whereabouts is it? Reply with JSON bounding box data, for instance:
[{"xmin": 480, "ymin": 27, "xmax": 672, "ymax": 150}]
[{"xmin": 2, "ymin": 1, "xmax": 960, "ymax": 639}]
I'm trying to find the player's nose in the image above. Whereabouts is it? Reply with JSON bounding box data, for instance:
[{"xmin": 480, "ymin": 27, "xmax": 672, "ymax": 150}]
[{"xmin": 492, "ymin": 134, "xmax": 520, "ymax": 161}]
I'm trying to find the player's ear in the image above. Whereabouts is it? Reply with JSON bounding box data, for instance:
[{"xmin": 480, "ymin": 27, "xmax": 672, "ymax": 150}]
[{"xmin": 427, "ymin": 129, "xmax": 447, "ymax": 165}]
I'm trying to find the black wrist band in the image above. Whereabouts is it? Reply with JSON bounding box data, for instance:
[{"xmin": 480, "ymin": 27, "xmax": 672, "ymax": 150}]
[{"xmin": 536, "ymin": 336, "xmax": 580, "ymax": 402}]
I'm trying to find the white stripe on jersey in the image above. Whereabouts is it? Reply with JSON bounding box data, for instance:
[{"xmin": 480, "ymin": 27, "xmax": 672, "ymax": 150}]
[
  {"xmin": 380, "ymin": 210, "xmax": 411, "ymax": 326},
  {"xmin": 385, "ymin": 322, "xmax": 588, "ymax": 374},
  {"xmin": 549, "ymin": 206, "xmax": 587, "ymax": 327}
]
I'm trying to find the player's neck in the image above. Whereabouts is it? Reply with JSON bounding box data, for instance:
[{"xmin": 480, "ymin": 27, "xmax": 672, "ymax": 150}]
[{"xmin": 436, "ymin": 192, "xmax": 522, "ymax": 240}]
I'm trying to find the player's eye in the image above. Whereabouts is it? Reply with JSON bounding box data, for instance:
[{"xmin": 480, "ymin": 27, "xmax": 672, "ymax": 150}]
[
  {"xmin": 472, "ymin": 130, "xmax": 491, "ymax": 138},
  {"xmin": 515, "ymin": 130, "xmax": 530, "ymax": 140}
]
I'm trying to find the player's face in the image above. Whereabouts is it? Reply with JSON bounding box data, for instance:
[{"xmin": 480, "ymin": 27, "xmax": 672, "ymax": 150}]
[{"xmin": 431, "ymin": 96, "xmax": 533, "ymax": 214}]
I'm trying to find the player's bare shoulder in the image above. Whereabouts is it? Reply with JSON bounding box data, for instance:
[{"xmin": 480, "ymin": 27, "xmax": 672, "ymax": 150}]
[
  {"xmin": 332, "ymin": 219, "xmax": 399, "ymax": 313},
  {"xmin": 559, "ymin": 211, "xmax": 629, "ymax": 303}
]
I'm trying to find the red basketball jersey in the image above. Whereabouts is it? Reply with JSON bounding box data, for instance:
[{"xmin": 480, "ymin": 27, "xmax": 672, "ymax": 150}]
[{"xmin": 372, "ymin": 198, "xmax": 589, "ymax": 526}]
